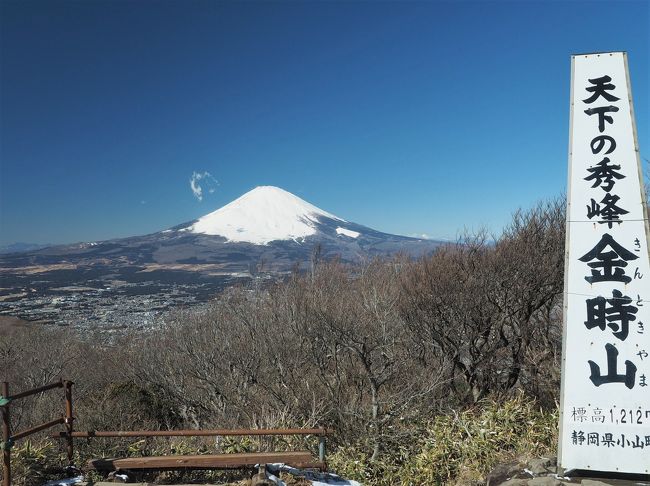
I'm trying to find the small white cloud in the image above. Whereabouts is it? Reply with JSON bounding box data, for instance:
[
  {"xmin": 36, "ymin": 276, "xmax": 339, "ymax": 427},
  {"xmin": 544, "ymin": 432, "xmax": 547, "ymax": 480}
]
[
  {"xmin": 190, "ymin": 176, "xmax": 203, "ymax": 200},
  {"xmin": 410, "ymin": 233, "xmax": 430, "ymax": 240},
  {"xmin": 190, "ymin": 171, "xmax": 219, "ymax": 201}
]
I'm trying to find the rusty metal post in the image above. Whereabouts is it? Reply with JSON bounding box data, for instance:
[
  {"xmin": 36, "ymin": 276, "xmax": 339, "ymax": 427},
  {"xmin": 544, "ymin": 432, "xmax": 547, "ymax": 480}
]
[
  {"xmin": 2, "ymin": 382, "xmax": 10, "ymax": 486},
  {"xmin": 63, "ymin": 381, "xmax": 74, "ymax": 465}
]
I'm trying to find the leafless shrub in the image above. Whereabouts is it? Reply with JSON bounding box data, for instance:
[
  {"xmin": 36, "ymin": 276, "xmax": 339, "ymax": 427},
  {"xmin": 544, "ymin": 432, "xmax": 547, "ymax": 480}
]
[{"xmin": 399, "ymin": 198, "xmax": 565, "ymax": 405}]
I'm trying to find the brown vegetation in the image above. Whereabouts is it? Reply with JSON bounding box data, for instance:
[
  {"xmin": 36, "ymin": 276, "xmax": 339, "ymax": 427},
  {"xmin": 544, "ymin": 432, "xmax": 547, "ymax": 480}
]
[{"xmin": 0, "ymin": 198, "xmax": 565, "ymax": 485}]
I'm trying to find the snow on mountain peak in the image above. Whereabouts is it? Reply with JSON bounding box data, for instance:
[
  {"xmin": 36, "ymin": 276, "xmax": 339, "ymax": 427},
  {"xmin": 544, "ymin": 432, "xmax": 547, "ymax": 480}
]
[{"xmin": 185, "ymin": 186, "xmax": 343, "ymax": 244}]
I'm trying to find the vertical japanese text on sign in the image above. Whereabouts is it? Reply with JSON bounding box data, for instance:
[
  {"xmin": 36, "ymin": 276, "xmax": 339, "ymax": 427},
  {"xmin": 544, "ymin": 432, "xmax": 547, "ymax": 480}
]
[{"xmin": 558, "ymin": 52, "xmax": 649, "ymax": 475}]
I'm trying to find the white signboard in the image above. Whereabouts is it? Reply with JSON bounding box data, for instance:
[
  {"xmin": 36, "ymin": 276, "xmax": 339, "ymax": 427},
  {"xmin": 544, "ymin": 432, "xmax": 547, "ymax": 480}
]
[{"xmin": 559, "ymin": 52, "xmax": 650, "ymax": 474}]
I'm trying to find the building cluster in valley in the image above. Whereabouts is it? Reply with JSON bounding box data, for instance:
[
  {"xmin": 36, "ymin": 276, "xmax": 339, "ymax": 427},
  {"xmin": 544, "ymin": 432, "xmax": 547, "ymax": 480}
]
[{"xmin": 0, "ymin": 279, "xmax": 231, "ymax": 333}]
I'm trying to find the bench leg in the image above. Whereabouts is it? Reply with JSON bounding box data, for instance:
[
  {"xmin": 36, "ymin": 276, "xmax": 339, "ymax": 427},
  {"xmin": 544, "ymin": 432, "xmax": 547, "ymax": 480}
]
[
  {"xmin": 319, "ymin": 435, "xmax": 326, "ymax": 463},
  {"xmin": 252, "ymin": 464, "xmax": 274, "ymax": 486}
]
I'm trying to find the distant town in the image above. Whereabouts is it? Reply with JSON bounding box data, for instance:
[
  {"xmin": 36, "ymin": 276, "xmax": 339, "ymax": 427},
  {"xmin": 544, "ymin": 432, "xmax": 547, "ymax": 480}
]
[{"xmin": 0, "ymin": 276, "xmax": 251, "ymax": 333}]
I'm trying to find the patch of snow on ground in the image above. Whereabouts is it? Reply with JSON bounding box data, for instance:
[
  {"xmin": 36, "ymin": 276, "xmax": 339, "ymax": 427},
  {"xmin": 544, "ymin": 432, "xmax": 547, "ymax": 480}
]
[
  {"xmin": 336, "ymin": 227, "xmax": 360, "ymax": 238},
  {"xmin": 41, "ymin": 476, "xmax": 84, "ymax": 486},
  {"xmin": 187, "ymin": 186, "xmax": 344, "ymax": 245},
  {"xmin": 267, "ymin": 464, "xmax": 362, "ymax": 486}
]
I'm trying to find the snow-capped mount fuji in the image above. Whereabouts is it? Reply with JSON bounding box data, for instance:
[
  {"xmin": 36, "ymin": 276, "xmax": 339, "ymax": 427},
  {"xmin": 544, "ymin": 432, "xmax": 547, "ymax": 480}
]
[
  {"xmin": 182, "ymin": 186, "xmax": 345, "ymax": 244},
  {"xmin": 162, "ymin": 185, "xmax": 439, "ymax": 263},
  {"xmin": 0, "ymin": 187, "xmax": 441, "ymax": 305}
]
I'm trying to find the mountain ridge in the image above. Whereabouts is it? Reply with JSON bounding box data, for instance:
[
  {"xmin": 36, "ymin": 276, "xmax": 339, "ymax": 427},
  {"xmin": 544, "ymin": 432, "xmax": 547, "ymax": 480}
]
[
  {"xmin": 0, "ymin": 186, "xmax": 442, "ymax": 292},
  {"xmin": 2, "ymin": 186, "xmax": 437, "ymax": 253}
]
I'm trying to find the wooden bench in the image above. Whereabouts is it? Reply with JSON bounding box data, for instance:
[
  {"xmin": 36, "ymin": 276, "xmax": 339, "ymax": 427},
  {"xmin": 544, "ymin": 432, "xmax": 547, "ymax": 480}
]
[
  {"xmin": 53, "ymin": 428, "xmax": 328, "ymax": 474},
  {"xmin": 88, "ymin": 451, "xmax": 325, "ymax": 471}
]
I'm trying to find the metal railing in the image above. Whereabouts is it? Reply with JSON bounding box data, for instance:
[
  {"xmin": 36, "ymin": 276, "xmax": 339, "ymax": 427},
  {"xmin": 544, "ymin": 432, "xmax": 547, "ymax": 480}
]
[
  {"xmin": 1, "ymin": 380, "xmax": 327, "ymax": 484},
  {"xmin": 1, "ymin": 380, "xmax": 74, "ymax": 486}
]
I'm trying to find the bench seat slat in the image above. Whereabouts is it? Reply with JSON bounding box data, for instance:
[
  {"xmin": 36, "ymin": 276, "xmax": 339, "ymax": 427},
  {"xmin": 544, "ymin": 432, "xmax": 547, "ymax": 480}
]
[{"xmin": 88, "ymin": 451, "xmax": 324, "ymax": 470}]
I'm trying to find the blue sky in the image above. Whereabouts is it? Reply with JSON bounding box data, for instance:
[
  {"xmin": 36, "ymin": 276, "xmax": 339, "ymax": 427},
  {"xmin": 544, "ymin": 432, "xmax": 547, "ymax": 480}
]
[{"xmin": 1, "ymin": 0, "xmax": 648, "ymax": 245}]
